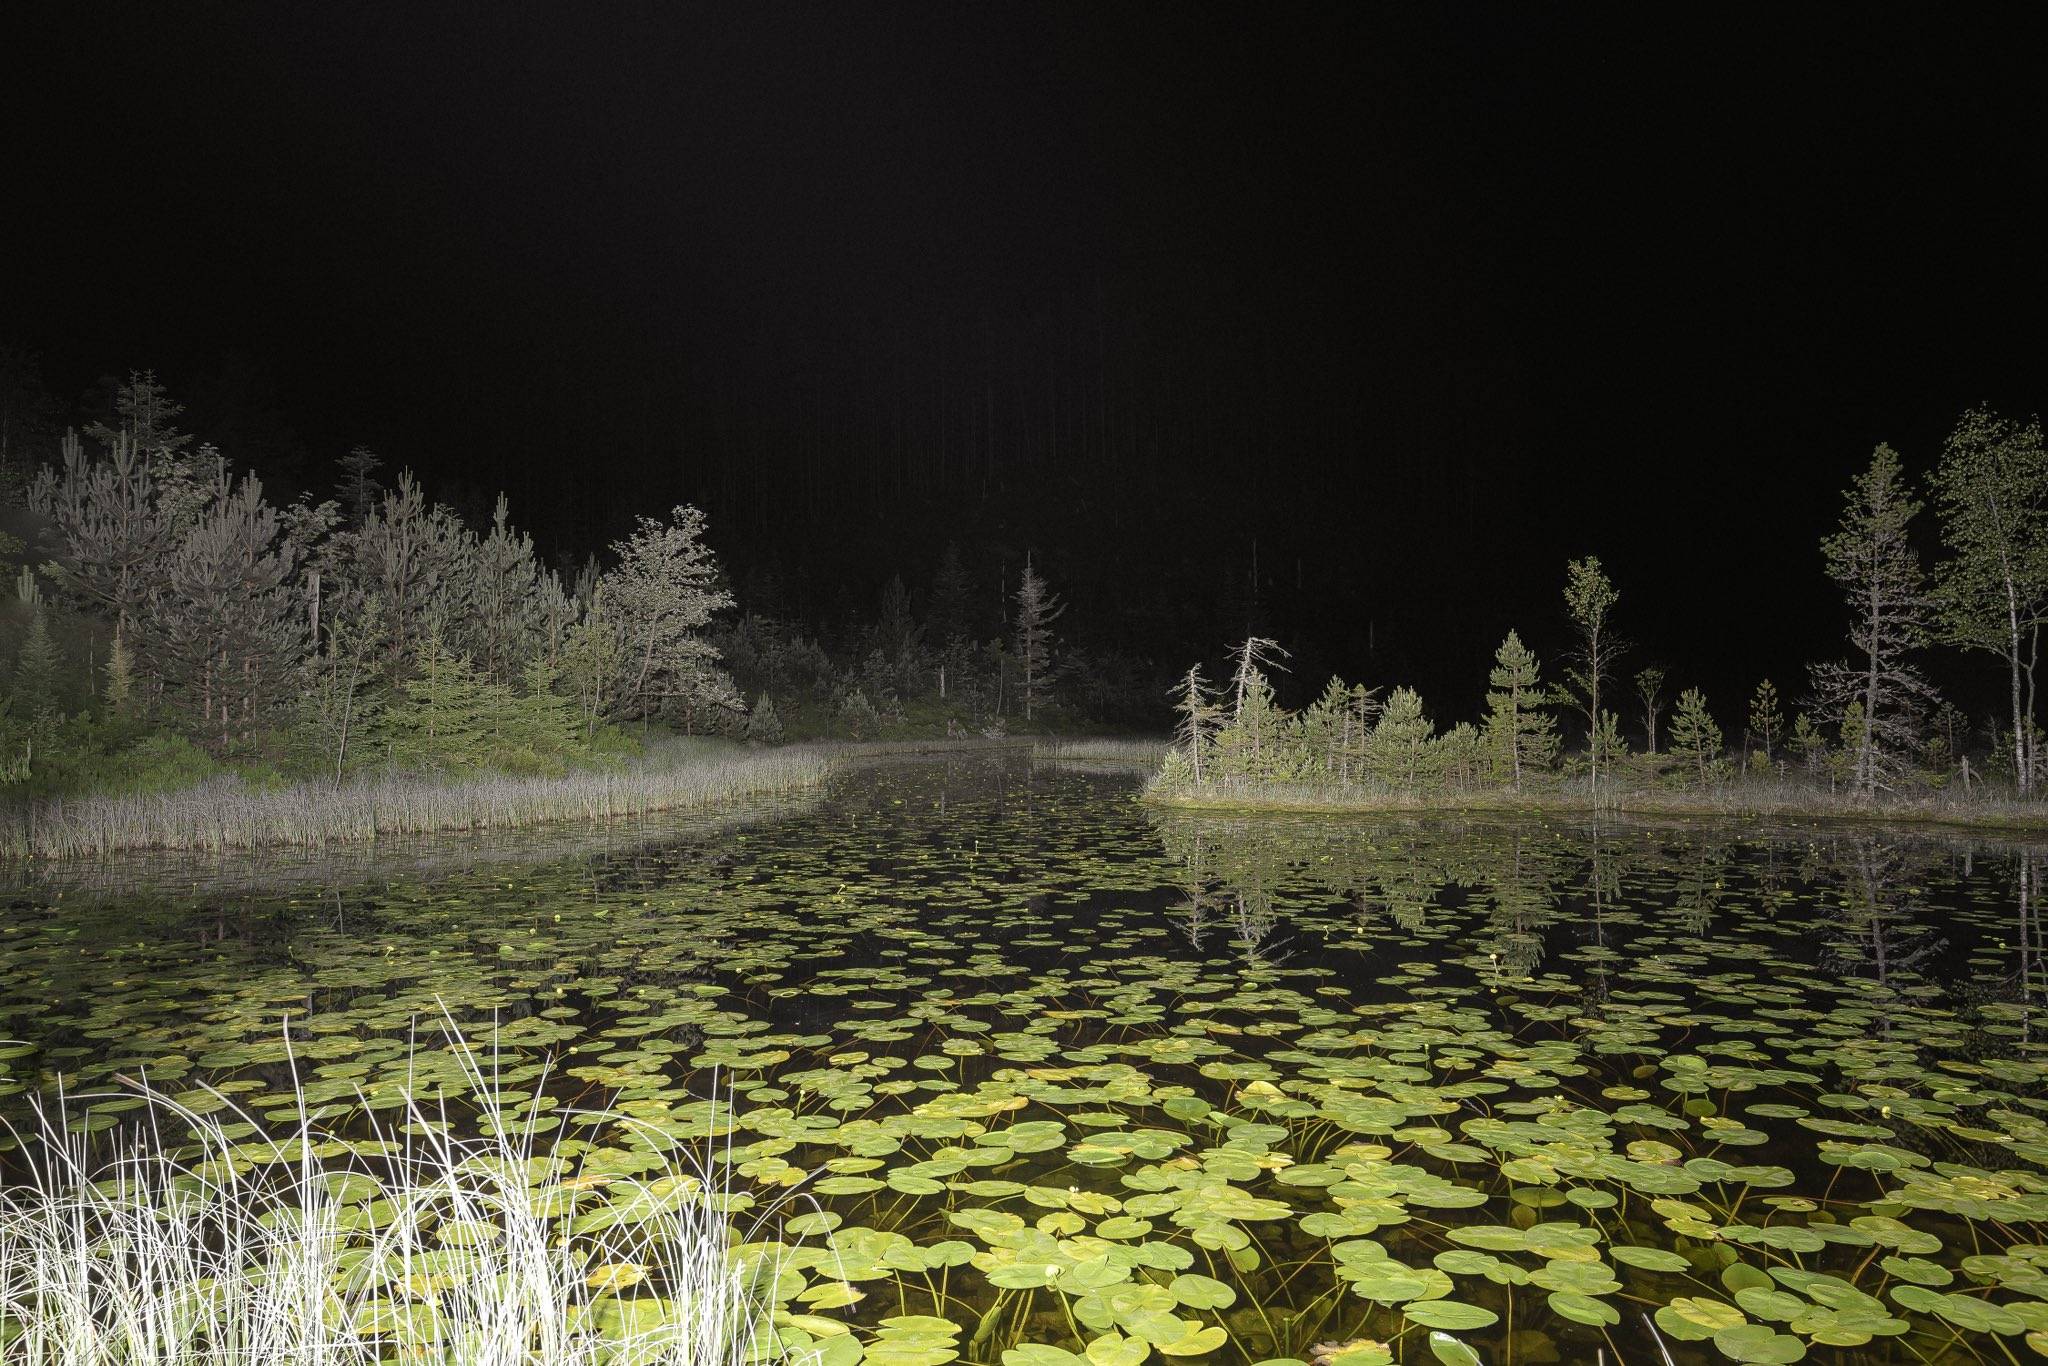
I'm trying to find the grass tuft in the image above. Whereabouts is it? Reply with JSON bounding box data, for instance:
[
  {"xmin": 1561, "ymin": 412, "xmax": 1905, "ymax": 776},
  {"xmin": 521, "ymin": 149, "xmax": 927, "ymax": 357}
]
[{"xmin": 0, "ymin": 1017, "xmax": 811, "ymax": 1364}]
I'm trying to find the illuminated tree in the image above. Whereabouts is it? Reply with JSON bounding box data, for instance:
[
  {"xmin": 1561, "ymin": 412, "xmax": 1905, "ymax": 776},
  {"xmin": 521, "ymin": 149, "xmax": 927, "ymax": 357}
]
[
  {"xmin": 1747, "ymin": 678, "xmax": 1784, "ymax": 765},
  {"xmin": 605, "ymin": 503, "xmax": 737, "ymax": 724},
  {"xmin": 1811, "ymin": 443, "xmax": 1936, "ymax": 791},
  {"xmin": 1562, "ymin": 556, "xmax": 1624, "ymax": 793},
  {"xmin": 1670, "ymin": 686, "xmax": 1722, "ymax": 783},
  {"xmin": 1484, "ymin": 629, "xmax": 1557, "ymax": 790},
  {"xmin": 1929, "ymin": 406, "xmax": 2048, "ymax": 793}
]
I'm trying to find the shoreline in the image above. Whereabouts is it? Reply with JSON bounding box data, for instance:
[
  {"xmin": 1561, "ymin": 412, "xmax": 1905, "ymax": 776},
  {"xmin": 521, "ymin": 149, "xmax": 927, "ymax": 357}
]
[
  {"xmin": 0, "ymin": 744, "xmax": 832, "ymax": 861},
  {"xmin": 1144, "ymin": 778, "xmax": 2048, "ymax": 835}
]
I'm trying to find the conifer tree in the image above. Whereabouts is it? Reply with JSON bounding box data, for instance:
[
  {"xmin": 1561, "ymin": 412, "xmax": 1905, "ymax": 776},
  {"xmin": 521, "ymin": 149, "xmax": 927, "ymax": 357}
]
[
  {"xmin": 145, "ymin": 466, "xmax": 307, "ymax": 747},
  {"xmin": 1670, "ymin": 687, "xmax": 1722, "ymax": 783},
  {"xmin": 1012, "ymin": 556, "xmax": 1065, "ymax": 722},
  {"xmin": 1747, "ymin": 679, "xmax": 1784, "ymax": 765},
  {"xmin": 1484, "ymin": 630, "xmax": 1558, "ymax": 790},
  {"xmin": 745, "ymin": 692, "xmax": 784, "ymax": 744},
  {"xmin": 103, "ymin": 624, "xmax": 134, "ymax": 716},
  {"xmin": 1812, "ymin": 443, "xmax": 1937, "ymax": 791},
  {"xmin": 1634, "ymin": 665, "xmax": 1667, "ymax": 755},
  {"xmin": 1929, "ymin": 406, "xmax": 2048, "ymax": 793},
  {"xmin": 560, "ymin": 585, "xmax": 625, "ymax": 739},
  {"xmin": 1562, "ymin": 556, "xmax": 1624, "ymax": 793},
  {"xmin": 336, "ymin": 445, "xmax": 384, "ymax": 527},
  {"xmin": 11, "ymin": 576, "xmax": 60, "ymax": 719},
  {"xmin": 1365, "ymin": 686, "xmax": 1435, "ymax": 790},
  {"xmin": 31, "ymin": 429, "xmax": 172, "ymax": 636},
  {"xmin": 1169, "ymin": 664, "xmax": 1222, "ymax": 782}
]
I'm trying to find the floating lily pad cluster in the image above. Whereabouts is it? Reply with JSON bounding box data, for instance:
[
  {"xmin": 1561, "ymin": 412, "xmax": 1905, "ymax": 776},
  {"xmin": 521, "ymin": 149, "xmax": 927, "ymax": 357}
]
[{"xmin": 6, "ymin": 756, "xmax": 2048, "ymax": 1363}]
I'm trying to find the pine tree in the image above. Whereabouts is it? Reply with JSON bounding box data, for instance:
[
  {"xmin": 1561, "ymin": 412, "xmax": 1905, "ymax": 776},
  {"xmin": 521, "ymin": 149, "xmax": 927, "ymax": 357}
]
[
  {"xmin": 31, "ymin": 429, "xmax": 173, "ymax": 636},
  {"xmin": 11, "ymin": 574, "xmax": 61, "ymax": 719},
  {"xmin": 1562, "ymin": 556, "xmax": 1624, "ymax": 794},
  {"xmin": 1747, "ymin": 679, "xmax": 1784, "ymax": 765},
  {"xmin": 1012, "ymin": 556, "xmax": 1065, "ymax": 722},
  {"xmin": 745, "ymin": 691, "xmax": 784, "ymax": 744},
  {"xmin": 1484, "ymin": 630, "xmax": 1558, "ymax": 791},
  {"xmin": 1635, "ymin": 665, "xmax": 1667, "ymax": 754},
  {"xmin": 1812, "ymin": 443, "xmax": 1937, "ymax": 791},
  {"xmin": 1670, "ymin": 687, "xmax": 1722, "ymax": 783},
  {"xmin": 1365, "ymin": 686, "xmax": 1435, "ymax": 790},
  {"xmin": 560, "ymin": 586, "xmax": 625, "ymax": 739},
  {"xmin": 1169, "ymin": 664, "xmax": 1222, "ymax": 783},
  {"xmin": 103, "ymin": 624, "xmax": 134, "ymax": 716},
  {"xmin": 464, "ymin": 492, "xmax": 558, "ymax": 683},
  {"xmin": 1788, "ymin": 711, "xmax": 1827, "ymax": 775},
  {"xmin": 144, "ymin": 466, "xmax": 308, "ymax": 747},
  {"xmin": 1929, "ymin": 406, "xmax": 2048, "ymax": 793},
  {"xmin": 336, "ymin": 445, "xmax": 384, "ymax": 527}
]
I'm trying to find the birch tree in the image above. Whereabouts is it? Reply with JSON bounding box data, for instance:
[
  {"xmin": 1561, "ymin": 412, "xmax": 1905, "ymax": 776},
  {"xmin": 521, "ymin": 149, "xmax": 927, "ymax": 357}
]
[
  {"xmin": 1812, "ymin": 443, "xmax": 1937, "ymax": 791},
  {"xmin": 1929, "ymin": 406, "xmax": 2048, "ymax": 793}
]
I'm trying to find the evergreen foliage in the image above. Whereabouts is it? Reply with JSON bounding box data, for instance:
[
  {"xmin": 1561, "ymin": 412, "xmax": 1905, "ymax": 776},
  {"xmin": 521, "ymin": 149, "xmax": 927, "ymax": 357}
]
[
  {"xmin": 1483, "ymin": 630, "xmax": 1557, "ymax": 791},
  {"xmin": 1812, "ymin": 443, "xmax": 1938, "ymax": 792},
  {"xmin": 1012, "ymin": 557, "xmax": 1065, "ymax": 722},
  {"xmin": 1669, "ymin": 687, "xmax": 1722, "ymax": 782}
]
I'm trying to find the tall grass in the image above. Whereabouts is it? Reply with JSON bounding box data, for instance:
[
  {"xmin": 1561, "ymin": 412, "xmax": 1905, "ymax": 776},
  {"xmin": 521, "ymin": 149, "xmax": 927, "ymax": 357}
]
[
  {"xmin": 1147, "ymin": 760, "xmax": 2048, "ymax": 833},
  {"xmin": 0, "ymin": 1022, "xmax": 814, "ymax": 1365},
  {"xmin": 0, "ymin": 744, "xmax": 830, "ymax": 860},
  {"xmin": 1029, "ymin": 738, "xmax": 1168, "ymax": 767}
]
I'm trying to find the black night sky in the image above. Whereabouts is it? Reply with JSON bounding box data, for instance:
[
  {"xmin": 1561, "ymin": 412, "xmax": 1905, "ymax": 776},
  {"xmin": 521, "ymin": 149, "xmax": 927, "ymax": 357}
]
[{"xmin": 5, "ymin": 6, "xmax": 2044, "ymax": 715}]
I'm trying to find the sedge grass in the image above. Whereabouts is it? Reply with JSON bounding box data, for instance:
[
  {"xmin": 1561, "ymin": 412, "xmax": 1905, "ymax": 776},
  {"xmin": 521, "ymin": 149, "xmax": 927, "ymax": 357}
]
[
  {"xmin": 1028, "ymin": 738, "xmax": 1168, "ymax": 767},
  {"xmin": 0, "ymin": 744, "xmax": 830, "ymax": 861},
  {"xmin": 0, "ymin": 1017, "xmax": 821, "ymax": 1365},
  {"xmin": 1147, "ymin": 764, "xmax": 2048, "ymax": 833}
]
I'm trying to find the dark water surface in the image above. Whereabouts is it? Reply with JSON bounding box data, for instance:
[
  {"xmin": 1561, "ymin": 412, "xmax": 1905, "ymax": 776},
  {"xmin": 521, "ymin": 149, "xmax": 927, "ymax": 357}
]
[{"xmin": 8, "ymin": 753, "xmax": 2048, "ymax": 1364}]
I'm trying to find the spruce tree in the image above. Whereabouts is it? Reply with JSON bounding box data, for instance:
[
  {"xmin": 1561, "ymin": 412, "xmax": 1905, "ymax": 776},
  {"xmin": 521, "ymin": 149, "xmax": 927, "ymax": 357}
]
[
  {"xmin": 1012, "ymin": 556, "xmax": 1065, "ymax": 723},
  {"xmin": 103, "ymin": 624, "xmax": 134, "ymax": 716},
  {"xmin": 1670, "ymin": 687, "xmax": 1722, "ymax": 783},
  {"xmin": 1812, "ymin": 443, "xmax": 1937, "ymax": 791},
  {"xmin": 12, "ymin": 592, "xmax": 61, "ymax": 719},
  {"xmin": 1484, "ymin": 630, "xmax": 1557, "ymax": 791},
  {"xmin": 1169, "ymin": 664, "xmax": 1222, "ymax": 783}
]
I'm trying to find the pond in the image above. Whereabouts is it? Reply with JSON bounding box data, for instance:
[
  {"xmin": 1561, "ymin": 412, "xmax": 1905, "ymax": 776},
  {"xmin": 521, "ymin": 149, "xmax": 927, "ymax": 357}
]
[{"xmin": 7, "ymin": 752, "xmax": 2048, "ymax": 1365}]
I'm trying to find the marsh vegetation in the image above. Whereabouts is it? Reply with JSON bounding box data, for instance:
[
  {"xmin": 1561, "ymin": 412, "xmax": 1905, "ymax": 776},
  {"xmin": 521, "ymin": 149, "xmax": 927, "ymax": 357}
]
[{"xmin": 6, "ymin": 754, "xmax": 2048, "ymax": 1364}]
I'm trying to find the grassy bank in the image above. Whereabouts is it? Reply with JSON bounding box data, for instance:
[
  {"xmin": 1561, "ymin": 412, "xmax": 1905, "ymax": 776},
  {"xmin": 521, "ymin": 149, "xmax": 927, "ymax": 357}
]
[
  {"xmin": 1147, "ymin": 770, "xmax": 2048, "ymax": 834},
  {"xmin": 0, "ymin": 739, "xmax": 830, "ymax": 860},
  {"xmin": 1030, "ymin": 737, "xmax": 1169, "ymax": 765}
]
